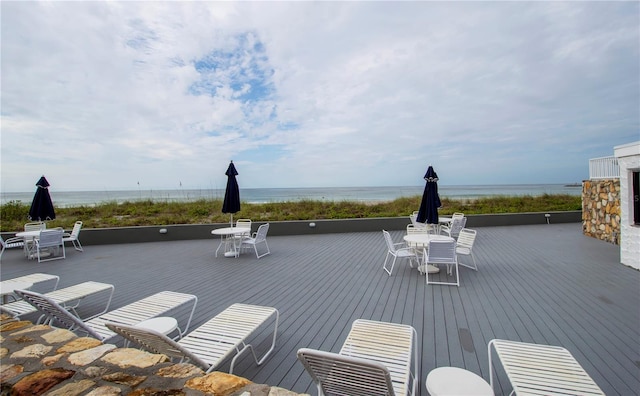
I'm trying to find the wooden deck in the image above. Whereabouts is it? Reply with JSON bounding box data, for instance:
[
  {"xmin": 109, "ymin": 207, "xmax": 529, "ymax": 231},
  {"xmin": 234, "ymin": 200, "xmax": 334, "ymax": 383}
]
[{"xmin": 1, "ymin": 223, "xmax": 638, "ymax": 395}]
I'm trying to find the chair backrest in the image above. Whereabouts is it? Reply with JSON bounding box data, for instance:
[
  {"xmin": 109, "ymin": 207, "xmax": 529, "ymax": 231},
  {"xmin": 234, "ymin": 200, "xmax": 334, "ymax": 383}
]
[
  {"xmin": 38, "ymin": 228, "xmax": 64, "ymax": 248},
  {"xmin": 70, "ymin": 221, "xmax": 83, "ymax": 238},
  {"xmin": 449, "ymin": 216, "xmax": 467, "ymax": 237},
  {"xmin": 25, "ymin": 222, "xmax": 46, "ymax": 231},
  {"xmin": 14, "ymin": 289, "xmax": 103, "ymax": 339},
  {"xmin": 297, "ymin": 348, "xmax": 396, "ymax": 396},
  {"xmin": 452, "ymin": 212, "xmax": 464, "ymax": 219},
  {"xmin": 254, "ymin": 223, "xmax": 269, "ymax": 242},
  {"xmin": 406, "ymin": 224, "xmax": 427, "ymax": 235},
  {"xmin": 382, "ymin": 230, "xmax": 397, "ymax": 253},
  {"xmin": 456, "ymin": 228, "xmax": 476, "ymax": 250},
  {"xmin": 236, "ymin": 219, "xmax": 252, "ymax": 230},
  {"xmin": 426, "ymin": 240, "xmax": 457, "ymax": 265},
  {"xmin": 409, "ymin": 213, "xmax": 418, "ymax": 226},
  {"xmin": 105, "ymin": 322, "xmax": 208, "ymax": 369}
]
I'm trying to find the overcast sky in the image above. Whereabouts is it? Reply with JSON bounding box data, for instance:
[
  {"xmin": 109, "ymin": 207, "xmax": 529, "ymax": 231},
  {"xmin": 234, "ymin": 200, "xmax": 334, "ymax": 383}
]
[{"xmin": 1, "ymin": 1, "xmax": 638, "ymax": 192}]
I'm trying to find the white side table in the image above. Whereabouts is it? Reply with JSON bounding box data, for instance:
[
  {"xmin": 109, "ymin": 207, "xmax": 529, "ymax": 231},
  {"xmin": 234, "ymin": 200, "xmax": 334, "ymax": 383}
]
[
  {"xmin": 125, "ymin": 317, "xmax": 180, "ymax": 347},
  {"xmin": 426, "ymin": 367, "xmax": 494, "ymax": 396}
]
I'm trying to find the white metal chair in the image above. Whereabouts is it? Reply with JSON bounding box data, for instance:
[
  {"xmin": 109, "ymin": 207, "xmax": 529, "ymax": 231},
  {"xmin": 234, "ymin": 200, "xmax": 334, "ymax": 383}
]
[
  {"xmin": 440, "ymin": 216, "xmax": 466, "ymax": 239},
  {"xmin": 406, "ymin": 223, "xmax": 428, "ymax": 235},
  {"xmin": 383, "ymin": 230, "xmax": 417, "ymax": 275},
  {"xmin": 422, "ymin": 240, "xmax": 459, "ymax": 286},
  {"xmin": 0, "ymin": 235, "xmax": 25, "ymax": 261},
  {"xmin": 297, "ymin": 319, "xmax": 418, "ymax": 396},
  {"xmin": 63, "ymin": 221, "xmax": 84, "ymax": 251},
  {"xmin": 456, "ymin": 228, "xmax": 478, "ymax": 271},
  {"xmin": 15, "ymin": 289, "xmax": 197, "ymax": 343},
  {"xmin": 240, "ymin": 223, "xmax": 270, "ymax": 258},
  {"xmin": 23, "ymin": 221, "xmax": 45, "ymax": 256},
  {"xmin": 34, "ymin": 228, "xmax": 65, "ymax": 262},
  {"xmin": 409, "ymin": 212, "xmax": 435, "ymax": 232},
  {"xmin": 24, "ymin": 221, "xmax": 46, "ymax": 231},
  {"xmin": 235, "ymin": 218, "xmax": 252, "ymax": 231},
  {"xmin": 105, "ymin": 303, "xmax": 279, "ymax": 374},
  {"xmin": 488, "ymin": 339, "xmax": 605, "ymax": 396},
  {"xmin": 405, "ymin": 224, "xmax": 428, "ymax": 256}
]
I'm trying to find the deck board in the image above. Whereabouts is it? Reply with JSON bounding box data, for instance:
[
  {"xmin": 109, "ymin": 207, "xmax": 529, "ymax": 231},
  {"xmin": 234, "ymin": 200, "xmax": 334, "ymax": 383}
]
[{"xmin": 1, "ymin": 223, "xmax": 638, "ymax": 395}]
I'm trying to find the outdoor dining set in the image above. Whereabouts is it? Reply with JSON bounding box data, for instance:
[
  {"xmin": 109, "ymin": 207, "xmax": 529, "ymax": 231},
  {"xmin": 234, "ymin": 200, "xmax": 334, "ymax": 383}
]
[
  {"xmin": 0, "ymin": 220, "xmax": 84, "ymax": 263},
  {"xmin": 211, "ymin": 219, "xmax": 271, "ymax": 259},
  {"xmin": 383, "ymin": 212, "xmax": 476, "ymax": 287}
]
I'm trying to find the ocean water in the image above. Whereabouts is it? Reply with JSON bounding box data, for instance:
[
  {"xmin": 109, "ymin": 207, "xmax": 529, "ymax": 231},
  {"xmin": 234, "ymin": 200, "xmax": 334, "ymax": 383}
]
[{"xmin": 1, "ymin": 184, "xmax": 582, "ymax": 208}]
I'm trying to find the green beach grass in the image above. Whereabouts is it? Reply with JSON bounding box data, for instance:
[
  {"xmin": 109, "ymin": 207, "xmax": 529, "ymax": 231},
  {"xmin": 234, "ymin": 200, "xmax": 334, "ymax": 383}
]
[{"xmin": 0, "ymin": 194, "xmax": 581, "ymax": 233}]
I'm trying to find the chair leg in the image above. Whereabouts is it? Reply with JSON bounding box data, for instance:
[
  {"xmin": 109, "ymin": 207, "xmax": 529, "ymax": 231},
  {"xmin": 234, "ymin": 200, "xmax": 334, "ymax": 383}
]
[
  {"xmin": 256, "ymin": 241, "xmax": 270, "ymax": 258},
  {"xmin": 383, "ymin": 252, "xmax": 396, "ymax": 276},
  {"xmin": 458, "ymin": 253, "xmax": 478, "ymax": 271},
  {"xmin": 73, "ymin": 239, "xmax": 83, "ymax": 252}
]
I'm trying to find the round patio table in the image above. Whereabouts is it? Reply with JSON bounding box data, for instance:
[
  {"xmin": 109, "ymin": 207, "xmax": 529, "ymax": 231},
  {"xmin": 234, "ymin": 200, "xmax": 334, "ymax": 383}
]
[
  {"xmin": 211, "ymin": 227, "xmax": 250, "ymax": 257},
  {"xmin": 403, "ymin": 234, "xmax": 454, "ymax": 274}
]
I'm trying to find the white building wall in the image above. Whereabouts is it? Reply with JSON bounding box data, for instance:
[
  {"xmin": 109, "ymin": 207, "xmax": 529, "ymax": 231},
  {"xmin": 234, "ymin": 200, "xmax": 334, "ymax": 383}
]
[{"xmin": 614, "ymin": 141, "xmax": 640, "ymax": 270}]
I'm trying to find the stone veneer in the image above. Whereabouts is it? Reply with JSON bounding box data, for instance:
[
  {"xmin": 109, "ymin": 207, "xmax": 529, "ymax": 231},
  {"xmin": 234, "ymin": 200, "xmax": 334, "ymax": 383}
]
[
  {"xmin": 582, "ymin": 179, "xmax": 620, "ymax": 244},
  {"xmin": 0, "ymin": 315, "xmax": 308, "ymax": 396}
]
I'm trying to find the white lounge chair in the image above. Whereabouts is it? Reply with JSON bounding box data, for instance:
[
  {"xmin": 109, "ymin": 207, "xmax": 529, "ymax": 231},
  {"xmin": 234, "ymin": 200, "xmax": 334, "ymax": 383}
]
[
  {"xmin": 0, "ymin": 235, "xmax": 25, "ymax": 261},
  {"xmin": 1, "ymin": 273, "xmax": 60, "ymax": 294},
  {"xmin": 298, "ymin": 319, "xmax": 418, "ymax": 396},
  {"xmin": 105, "ymin": 303, "xmax": 279, "ymax": 374},
  {"xmin": 15, "ymin": 289, "xmax": 197, "ymax": 343},
  {"xmin": 63, "ymin": 221, "xmax": 84, "ymax": 252},
  {"xmin": 1, "ymin": 281, "xmax": 114, "ymax": 320},
  {"xmin": 383, "ymin": 230, "xmax": 417, "ymax": 275}
]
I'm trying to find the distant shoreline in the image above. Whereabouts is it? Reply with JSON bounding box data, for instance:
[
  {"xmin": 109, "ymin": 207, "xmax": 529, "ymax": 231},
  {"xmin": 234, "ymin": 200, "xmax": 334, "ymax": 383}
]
[{"xmin": 1, "ymin": 183, "xmax": 582, "ymax": 208}]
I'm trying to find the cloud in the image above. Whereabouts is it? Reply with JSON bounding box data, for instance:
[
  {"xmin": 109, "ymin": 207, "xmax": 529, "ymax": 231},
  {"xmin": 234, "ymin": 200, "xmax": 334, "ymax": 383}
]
[{"xmin": 1, "ymin": 1, "xmax": 638, "ymax": 192}]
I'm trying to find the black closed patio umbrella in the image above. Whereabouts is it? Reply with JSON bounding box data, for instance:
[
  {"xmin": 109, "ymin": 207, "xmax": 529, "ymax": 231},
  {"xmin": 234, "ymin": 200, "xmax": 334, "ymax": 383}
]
[
  {"xmin": 416, "ymin": 165, "xmax": 441, "ymax": 225},
  {"xmin": 222, "ymin": 161, "xmax": 240, "ymax": 227},
  {"xmin": 29, "ymin": 176, "xmax": 56, "ymax": 221}
]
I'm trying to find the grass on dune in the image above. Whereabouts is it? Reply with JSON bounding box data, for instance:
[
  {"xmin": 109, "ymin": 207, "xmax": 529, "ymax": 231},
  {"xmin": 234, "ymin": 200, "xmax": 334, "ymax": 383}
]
[{"xmin": 0, "ymin": 194, "xmax": 581, "ymax": 232}]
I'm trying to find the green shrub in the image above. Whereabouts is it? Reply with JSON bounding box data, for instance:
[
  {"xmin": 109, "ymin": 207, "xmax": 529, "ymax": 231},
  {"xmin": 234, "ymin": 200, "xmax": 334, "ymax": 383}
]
[{"xmin": 0, "ymin": 194, "xmax": 582, "ymax": 232}]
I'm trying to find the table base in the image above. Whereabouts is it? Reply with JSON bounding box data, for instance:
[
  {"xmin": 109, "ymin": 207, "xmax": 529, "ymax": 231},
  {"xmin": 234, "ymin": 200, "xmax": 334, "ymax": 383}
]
[{"xmin": 418, "ymin": 264, "xmax": 440, "ymax": 274}]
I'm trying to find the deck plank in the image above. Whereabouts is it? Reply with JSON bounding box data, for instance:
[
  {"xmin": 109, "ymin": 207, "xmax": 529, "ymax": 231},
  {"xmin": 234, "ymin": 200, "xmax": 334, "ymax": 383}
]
[{"xmin": 1, "ymin": 223, "xmax": 637, "ymax": 395}]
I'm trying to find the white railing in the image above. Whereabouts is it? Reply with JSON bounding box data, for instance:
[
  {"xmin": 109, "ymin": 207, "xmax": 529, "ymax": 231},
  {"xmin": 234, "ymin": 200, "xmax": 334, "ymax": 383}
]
[{"xmin": 589, "ymin": 156, "xmax": 619, "ymax": 179}]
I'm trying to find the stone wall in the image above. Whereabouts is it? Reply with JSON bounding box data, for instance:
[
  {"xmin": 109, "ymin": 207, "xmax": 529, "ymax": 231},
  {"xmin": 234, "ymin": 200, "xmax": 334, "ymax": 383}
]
[
  {"xmin": 0, "ymin": 315, "xmax": 307, "ymax": 396},
  {"xmin": 582, "ymin": 179, "xmax": 620, "ymax": 244}
]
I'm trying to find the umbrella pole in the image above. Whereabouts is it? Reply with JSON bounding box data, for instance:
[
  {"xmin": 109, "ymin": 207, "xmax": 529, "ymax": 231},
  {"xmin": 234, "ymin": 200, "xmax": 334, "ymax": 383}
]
[{"xmin": 230, "ymin": 213, "xmax": 234, "ymax": 228}]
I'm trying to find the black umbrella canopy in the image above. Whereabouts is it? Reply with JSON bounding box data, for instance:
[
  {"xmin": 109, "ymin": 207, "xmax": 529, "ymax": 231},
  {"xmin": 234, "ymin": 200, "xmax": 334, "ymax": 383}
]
[
  {"xmin": 416, "ymin": 165, "xmax": 441, "ymax": 224},
  {"xmin": 222, "ymin": 161, "xmax": 240, "ymax": 226},
  {"xmin": 29, "ymin": 176, "xmax": 56, "ymax": 221}
]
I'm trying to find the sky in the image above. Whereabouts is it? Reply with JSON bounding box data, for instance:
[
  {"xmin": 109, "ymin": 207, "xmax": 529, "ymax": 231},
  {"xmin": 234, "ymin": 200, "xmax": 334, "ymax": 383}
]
[{"xmin": 1, "ymin": 1, "xmax": 639, "ymax": 193}]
